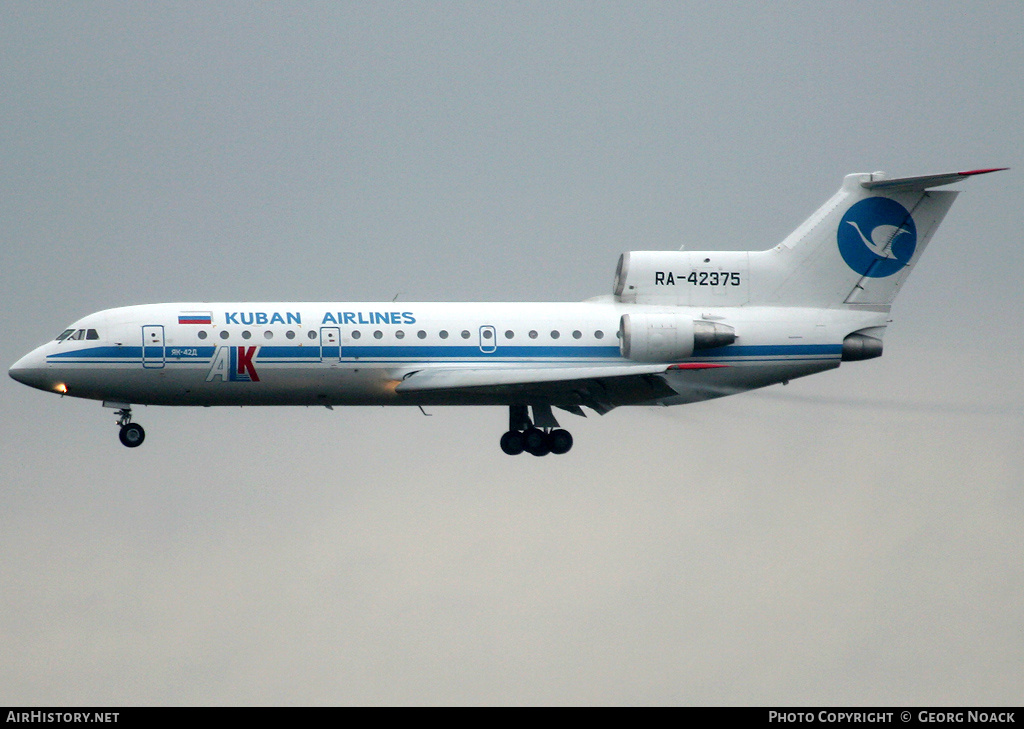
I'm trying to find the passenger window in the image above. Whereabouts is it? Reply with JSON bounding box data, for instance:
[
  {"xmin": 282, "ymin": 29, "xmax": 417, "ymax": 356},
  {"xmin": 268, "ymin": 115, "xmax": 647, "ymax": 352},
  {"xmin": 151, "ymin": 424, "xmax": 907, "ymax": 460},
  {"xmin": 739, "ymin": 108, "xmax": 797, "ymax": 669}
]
[
  {"xmin": 264, "ymin": 330, "xmax": 273, "ymax": 340},
  {"xmin": 417, "ymin": 330, "xmax": 427, "ymax": 339},
  {"xmin": 198, "ymin": 331, "xmax": 208, "ymax": 340},
  {"xmin": 529, "ymin": 330, "xmax": 538, "ymax": 339},
  {"xmin": 396, "ymin": 330, "xmax": 405, "ymax": 339},
  {"xmin": 286, "ymin": 331, "xmax": 296, "ymax": 340},
  {"xmin": 351, "ymin": 330, "xmax": 361, "ymax": 339},
  {"xmin": 550, "ymin": 330, "xmax": 560, "ymax": 339},
  {"xmin": 461, "ymin": 330, "xmax": 470, "ymax": 339},
  {"xmin": 439, "ymin": 330, "xmax": 449, "ymax": 339},
  {"xmin": 482, "ymin": 329, "xmax": 493, "ymax": 340},
  {"xmin": 595, "ymin": 330, "xmax": 604, "ymax": 339},
  {"xmin": 505, "ymin": 330, "xmax": 514, "ymax": 339},
  {"xmin": 242, "ymin": 331, "xmax": 252, "ymax": 340},
  {"xmin": 373, "ymin": 330, "xmax": 383, "ymax": 339},
  {"xmin": 308, "ymin": 330, "xmax": 317, "ymax": 340},
  {"xmin": 220, "ymin": 330, "xmax": 229, "ymax": 340},
  {"xmin": 572, "ymin": 330, "xmax": 582, "ymax": 339}
]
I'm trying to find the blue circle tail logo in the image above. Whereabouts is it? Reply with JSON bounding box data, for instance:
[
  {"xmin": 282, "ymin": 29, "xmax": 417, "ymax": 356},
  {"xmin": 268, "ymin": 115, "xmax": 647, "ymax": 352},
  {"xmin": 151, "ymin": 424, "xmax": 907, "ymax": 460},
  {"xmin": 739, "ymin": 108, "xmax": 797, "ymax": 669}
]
[{"xmin": 837, "ymin": 197, "xmax": 917, "ymax": 277}]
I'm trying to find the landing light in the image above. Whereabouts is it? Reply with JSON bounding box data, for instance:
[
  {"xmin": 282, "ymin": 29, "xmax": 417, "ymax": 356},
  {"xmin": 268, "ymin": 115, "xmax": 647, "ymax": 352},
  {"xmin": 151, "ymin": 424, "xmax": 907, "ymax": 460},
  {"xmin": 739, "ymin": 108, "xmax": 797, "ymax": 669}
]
[{"xmin": 54, "ymin": 383, "xmax": 67, "ymax": 394}]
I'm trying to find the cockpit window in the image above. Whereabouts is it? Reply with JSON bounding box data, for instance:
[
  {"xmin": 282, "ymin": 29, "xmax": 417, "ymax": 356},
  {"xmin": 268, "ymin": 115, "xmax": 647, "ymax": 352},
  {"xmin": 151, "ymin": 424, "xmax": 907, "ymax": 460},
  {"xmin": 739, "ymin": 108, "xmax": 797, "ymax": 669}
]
[{"xmin": 57, "ymin": 328, "xmax": 99, "ymax": 341}]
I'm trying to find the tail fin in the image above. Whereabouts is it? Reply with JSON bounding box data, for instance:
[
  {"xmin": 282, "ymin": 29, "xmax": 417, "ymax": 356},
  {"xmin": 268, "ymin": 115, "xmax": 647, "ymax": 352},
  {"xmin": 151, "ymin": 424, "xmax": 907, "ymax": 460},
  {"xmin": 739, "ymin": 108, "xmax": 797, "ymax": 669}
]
[{"xmin": 751, "ymin": 168, "xmax": 1006, "ymax": 308}]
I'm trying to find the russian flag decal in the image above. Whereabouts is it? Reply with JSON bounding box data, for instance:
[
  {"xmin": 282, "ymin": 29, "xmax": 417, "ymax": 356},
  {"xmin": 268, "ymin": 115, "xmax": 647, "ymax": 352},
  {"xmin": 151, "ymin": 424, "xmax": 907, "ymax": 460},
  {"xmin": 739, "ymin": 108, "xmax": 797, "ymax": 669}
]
[{"xmin": 178, "ymin": 312, "xmax": 212, "ymax": 325}]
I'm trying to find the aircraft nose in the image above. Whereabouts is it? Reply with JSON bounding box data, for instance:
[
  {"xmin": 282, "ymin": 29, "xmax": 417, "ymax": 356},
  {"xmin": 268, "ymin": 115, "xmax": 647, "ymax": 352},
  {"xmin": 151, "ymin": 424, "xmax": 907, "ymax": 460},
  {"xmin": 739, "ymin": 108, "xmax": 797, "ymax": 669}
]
[
  {"xmin": 9, "ymin": 352, "xmax": 34, "ymax": 384},
  {"xmin": 9, "ymin": 347, "xmax": 56, "ymax": 392}
]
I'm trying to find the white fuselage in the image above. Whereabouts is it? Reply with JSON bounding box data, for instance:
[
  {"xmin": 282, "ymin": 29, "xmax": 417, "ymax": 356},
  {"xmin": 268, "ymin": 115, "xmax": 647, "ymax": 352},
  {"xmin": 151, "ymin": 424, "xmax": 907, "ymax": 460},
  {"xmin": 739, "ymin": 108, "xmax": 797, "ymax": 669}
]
[{"xmin": 10, "ymin": 299, "xmax": 883, "ymax": 409}]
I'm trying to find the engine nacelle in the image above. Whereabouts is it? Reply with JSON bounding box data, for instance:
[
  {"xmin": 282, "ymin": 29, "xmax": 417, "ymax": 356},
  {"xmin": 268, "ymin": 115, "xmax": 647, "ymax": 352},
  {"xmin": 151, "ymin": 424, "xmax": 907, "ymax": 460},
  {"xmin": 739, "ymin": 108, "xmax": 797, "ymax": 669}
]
[{"xmin": 619, "ymin": 313, "xmax": 736, "ymax": 362}]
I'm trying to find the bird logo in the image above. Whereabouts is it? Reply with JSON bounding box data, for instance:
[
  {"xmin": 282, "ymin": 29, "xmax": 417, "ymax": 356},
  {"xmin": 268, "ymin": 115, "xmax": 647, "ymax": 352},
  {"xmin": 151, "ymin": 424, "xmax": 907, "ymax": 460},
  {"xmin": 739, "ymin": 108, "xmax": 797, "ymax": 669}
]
[
  {"xmin": 837, "ymin": 197, "xmax": 917, "ymax": 277},
  {"xmin": 844, "ymin": 221, "xmax": 911, "ymax": 260}
]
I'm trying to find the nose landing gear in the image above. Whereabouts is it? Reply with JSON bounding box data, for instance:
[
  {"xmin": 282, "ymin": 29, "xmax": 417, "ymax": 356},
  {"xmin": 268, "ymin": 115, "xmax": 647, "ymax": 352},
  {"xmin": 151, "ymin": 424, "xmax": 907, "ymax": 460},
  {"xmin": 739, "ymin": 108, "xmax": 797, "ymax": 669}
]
[
  {"xmin": 114, "ymin": 407, "xmax": 145, "ymax": 448},
  {"xmin": 500, "ymin": 405, "xmax": 573, "ymax": 456}
]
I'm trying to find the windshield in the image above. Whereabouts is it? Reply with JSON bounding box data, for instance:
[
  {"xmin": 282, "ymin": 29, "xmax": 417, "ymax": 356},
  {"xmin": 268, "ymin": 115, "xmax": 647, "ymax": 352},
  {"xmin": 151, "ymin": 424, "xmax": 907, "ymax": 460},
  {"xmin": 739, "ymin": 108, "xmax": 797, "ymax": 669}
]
[{"xmin": 55, "ymin": 328, "xmax": 99, "ymax": 341}]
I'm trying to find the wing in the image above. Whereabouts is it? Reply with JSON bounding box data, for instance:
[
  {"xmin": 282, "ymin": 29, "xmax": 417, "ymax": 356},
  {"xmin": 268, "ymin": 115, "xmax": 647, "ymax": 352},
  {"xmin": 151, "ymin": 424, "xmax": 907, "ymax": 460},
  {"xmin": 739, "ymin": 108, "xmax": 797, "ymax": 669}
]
[
  {"xmin": 394, "ymin": 363, "xmax": 729, "ymax": 413},
  {"xmin": 393, "ymin": 363, "xmax": 680, "ymax": 414}
]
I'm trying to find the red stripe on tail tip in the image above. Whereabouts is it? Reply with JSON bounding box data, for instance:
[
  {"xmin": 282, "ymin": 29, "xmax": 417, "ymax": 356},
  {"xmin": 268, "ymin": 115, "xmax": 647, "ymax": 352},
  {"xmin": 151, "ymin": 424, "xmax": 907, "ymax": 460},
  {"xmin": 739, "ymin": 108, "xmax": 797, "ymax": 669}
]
[{"xmin": 958, "ymin": 167, "xmax": 1009, "ymax": 176}]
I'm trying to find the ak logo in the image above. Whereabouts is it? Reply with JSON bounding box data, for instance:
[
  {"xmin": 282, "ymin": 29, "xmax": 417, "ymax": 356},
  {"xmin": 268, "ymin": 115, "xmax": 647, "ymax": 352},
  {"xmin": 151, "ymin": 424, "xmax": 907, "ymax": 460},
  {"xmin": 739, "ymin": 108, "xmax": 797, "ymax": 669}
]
[
  {"xmin": 837, "ymin": 197, "xmax": 917, "ymax": 277},
  {"xmin": 206, "ymin": 346, "xmax": 260, "ymax": 382}
]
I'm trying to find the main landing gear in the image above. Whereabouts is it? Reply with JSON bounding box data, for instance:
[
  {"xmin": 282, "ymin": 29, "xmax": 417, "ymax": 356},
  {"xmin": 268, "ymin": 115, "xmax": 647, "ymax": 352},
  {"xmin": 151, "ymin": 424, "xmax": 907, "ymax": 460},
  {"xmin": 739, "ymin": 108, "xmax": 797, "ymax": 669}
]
[
  {"xmin": 500, "ymin": 405, "xmax": 573, "ymax": 456},
  {"xmin": 114, "ymin": 406, "xmax": 145, "ymax": 448}
]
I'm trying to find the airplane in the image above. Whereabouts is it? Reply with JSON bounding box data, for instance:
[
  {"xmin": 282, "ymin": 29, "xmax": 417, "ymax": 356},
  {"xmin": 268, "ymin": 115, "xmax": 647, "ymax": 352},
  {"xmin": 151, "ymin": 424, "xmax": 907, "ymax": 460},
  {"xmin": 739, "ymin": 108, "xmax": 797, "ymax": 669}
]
[{"xmin": 9, "ymin": 167, "xmax": 1005, "ymax": 455}]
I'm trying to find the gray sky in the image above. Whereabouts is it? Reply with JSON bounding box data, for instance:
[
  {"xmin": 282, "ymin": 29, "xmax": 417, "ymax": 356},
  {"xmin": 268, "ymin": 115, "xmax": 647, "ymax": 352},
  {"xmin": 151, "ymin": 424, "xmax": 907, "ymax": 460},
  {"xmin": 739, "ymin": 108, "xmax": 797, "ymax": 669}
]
[{"xmin": 2, "ymin": 1, "xmax": 1022, "ymax": 705}]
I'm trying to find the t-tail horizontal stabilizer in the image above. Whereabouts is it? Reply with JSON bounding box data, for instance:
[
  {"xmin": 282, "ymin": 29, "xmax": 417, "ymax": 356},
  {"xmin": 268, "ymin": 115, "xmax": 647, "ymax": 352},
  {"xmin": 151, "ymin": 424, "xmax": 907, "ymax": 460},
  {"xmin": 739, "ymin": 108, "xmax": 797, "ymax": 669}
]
[{"xmin": 859, "ymin": 168, "xmax": 1008, "ymax": 192}]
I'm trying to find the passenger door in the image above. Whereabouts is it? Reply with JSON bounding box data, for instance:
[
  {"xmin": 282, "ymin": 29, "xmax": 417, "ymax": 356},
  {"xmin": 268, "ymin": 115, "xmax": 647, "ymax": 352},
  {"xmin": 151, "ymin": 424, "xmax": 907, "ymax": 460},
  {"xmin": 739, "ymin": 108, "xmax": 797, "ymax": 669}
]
[
  {"xmin": 142, "ymin": 325, "xmax": 165, "ymax": 369},
  {"xmin": 320, "ymin": 326, "xmax": 341, "ymax": 361}
]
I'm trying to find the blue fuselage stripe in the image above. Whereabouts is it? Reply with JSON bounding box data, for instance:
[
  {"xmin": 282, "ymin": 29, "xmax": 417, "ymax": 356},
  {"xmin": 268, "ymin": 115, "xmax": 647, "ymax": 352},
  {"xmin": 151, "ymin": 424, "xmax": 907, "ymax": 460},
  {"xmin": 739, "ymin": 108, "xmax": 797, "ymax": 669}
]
[{"xmin": 46, "ymin": 342, "xmax": 842, "ymax": 364}]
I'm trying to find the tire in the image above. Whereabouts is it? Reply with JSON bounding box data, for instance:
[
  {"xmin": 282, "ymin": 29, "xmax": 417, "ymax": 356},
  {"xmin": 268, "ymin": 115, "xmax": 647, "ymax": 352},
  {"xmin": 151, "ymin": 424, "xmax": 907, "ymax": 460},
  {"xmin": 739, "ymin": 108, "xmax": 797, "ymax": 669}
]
[
  {"xmin": 523, "ymin": 428, "xmax": 550, "ymax": 456},
  {"xmin": 119, "ymin": 423, "xmax": 145, "ymax": 448},
  {"xmin": 500, "ymin": 430, "xmax": 525, "ymax": 455},
  {"xmin": 548, "ymin": 429, "xmax": 573, "ymax": 455}
]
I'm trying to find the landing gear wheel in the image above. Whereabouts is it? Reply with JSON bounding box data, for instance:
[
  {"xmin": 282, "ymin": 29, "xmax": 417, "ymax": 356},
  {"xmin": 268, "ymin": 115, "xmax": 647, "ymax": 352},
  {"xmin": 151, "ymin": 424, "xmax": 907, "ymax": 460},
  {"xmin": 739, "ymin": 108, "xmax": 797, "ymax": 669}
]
[
  {"xmin": 548, "ymin": 429, "xmax": 573, "ymax": 455},
  {"xmin": 523, "ymin": 427, "xmax": 550, "ymax": 457},
  {"xmin": 119, "ymin": 423, "xmax": 145, "ymax": 448},
  {"xmin": 500, "ymin": 430, "xmax": 525, "ymax": 455},
  {"xmin": 501, "ymin": 406, "xmax": 574, "ymax": 456}
]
